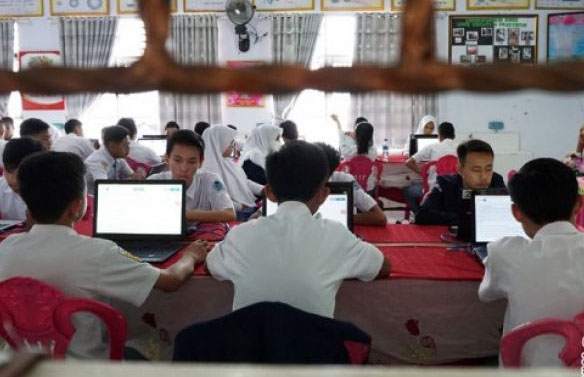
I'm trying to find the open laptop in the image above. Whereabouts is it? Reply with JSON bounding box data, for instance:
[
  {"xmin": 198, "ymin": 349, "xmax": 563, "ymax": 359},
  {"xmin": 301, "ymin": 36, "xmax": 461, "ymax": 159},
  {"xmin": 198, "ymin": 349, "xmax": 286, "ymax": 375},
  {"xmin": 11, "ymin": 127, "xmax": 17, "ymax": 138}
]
[
  {"xmin": 408, "ymin": 134, "xmax": 438, "ymax": 156},
  {"xmin": 262, "ymin": 182, "xmax": 354, "ymax": 232},
  {"xmin": 93, "ymin": 180, "xmax": 186, "ymax": 262},
  {"xmin": 138, "ymin": 138, "xmax": 167, "ymax": 157}
]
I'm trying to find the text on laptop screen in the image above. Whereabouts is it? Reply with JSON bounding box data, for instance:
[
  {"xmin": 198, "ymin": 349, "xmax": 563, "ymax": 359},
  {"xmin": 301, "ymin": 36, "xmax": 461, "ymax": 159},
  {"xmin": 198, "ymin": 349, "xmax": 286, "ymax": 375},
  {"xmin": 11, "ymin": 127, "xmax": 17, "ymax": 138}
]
[
  {"xmin": 96, "ymin": 183, "xmax": 183, "ymax": 235},
  {"xmin": 416, "ymin": 137, "xmax": 439, "ymax": 152},
  {"xmin": 474, "ymin": 195, "xmax": 525, "ymax": 243},
  {"xmin": 138, "ymin": 138, "xmax": 167, "ymax": 157},
  {"xmin": 266, "ymin": 194, "xmax": 349, "ymax": 228}
]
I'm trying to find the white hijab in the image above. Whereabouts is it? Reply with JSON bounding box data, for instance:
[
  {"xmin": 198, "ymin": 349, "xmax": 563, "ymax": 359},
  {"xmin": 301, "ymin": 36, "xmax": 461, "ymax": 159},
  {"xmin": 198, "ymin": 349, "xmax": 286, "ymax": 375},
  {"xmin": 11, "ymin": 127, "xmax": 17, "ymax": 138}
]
[
  {"xmin": 202, "ymin": 125, "xmax": 256, "ymax": 208},
  {"xmin": 239, "ymin": 124, "xmax": 281, "ymax": 169},
  {"xmin": 415, "ymin": 115, "xmax": 437, "ymax": 134}
]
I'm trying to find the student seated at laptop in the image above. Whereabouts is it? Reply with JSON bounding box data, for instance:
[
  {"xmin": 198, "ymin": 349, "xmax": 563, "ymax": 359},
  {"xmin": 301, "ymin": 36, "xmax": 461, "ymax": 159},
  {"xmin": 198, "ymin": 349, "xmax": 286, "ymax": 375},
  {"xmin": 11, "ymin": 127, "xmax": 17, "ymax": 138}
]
[
  {"xmin": 479, "ymin": 158, "xmax": 584, "ymax": 367},
  {"xmin": 149, "ymin": 130, "xmax": 235, "ymax": 223},
  {"xmin": 52, "ymin": 119, "xmax": 95, "ymax": 161},
  {"xmin": 0, "ymin": 138, "xmax": 44, "ymax": 221},
  {"xmin": 117, "ymin": 117, "xmax": 161, "ymax": 165},
  {"xmin": 415, "ymin": 139, "xmax": 505, "ymax": 226},
  {"xmin": 206, "ymin": 141, "xmax": 389, "ymax": 318},
  {"xmin": 316, "ymin": 142, "xmax": 386, "ymax": 226},
  {"xmin": 20, "ymin": 118, "xmax": 53, "ymax": 151},
  {"xmin": 0, "ymin": 152, "xmax": 207, "ymax": 359},
  {"xmin": 85, "ymin": 126, "xmax": 146, "ymax": 193}
]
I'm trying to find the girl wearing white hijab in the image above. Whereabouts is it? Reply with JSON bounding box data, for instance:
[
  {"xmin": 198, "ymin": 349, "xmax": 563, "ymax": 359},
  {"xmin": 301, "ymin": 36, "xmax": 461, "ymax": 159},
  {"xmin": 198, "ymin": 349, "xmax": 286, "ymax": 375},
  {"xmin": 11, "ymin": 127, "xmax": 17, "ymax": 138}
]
[
  {"xmin": 202, "ymin": 125, "xmax": 263, "ymax": 215},
  {"xmin": 239, "ymin": 124, "xmax": 282, "ymax": 185},
  {"xmin": 415, "ymin": 115, "xmax": 437, "ymax": 135}
]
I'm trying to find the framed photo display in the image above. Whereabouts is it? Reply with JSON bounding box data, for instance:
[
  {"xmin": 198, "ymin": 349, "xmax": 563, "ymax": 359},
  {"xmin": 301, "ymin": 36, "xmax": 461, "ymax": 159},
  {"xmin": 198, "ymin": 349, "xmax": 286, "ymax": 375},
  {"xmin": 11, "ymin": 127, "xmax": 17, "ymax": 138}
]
[
  {"xmin": 118, "ymin": 0, "xmax": 178, "ymax": 14},
  {"xmin": 449, "ymin": 15, "xmax": 538, "ymax": 65},
  {"xmin": 321, "ymin": 0, "xmax": 384, "ymax": 11},
  {"xmin": 467, "ymin": 0, "xmax": 530, "ymax": 10},
  {"xmin": 537, "ymin": 0, "xmax": 584, "ymax": 9},
  {"xmin": 254, "ymin": 0, "xmax": 314, "ymax": 11},
  {"xmin": 0, "ymin": 0, "xmax": 43, "ymax": 17},
  {"xmin": 391, "ymin": 0, "xmax": 455, "ymax": 11},
  {"xmin": 184, "ymin": 0, "xmax": 227, "ymax": 11},
  {"xmin": 548, "ymin": 12, "xmax": 584, "ymax": 61},
  {"xmin": 50, "ymin": 0, "xmax": 109, "ymax": 16}
]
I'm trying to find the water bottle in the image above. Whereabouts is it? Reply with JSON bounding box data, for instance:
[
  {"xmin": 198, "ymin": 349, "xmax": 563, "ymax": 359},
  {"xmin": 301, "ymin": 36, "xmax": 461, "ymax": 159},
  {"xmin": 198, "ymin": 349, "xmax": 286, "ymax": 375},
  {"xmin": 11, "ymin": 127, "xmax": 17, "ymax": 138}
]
[{"xmin": 382, "ymin": 138, "xmax": 390, "ymax": 158}]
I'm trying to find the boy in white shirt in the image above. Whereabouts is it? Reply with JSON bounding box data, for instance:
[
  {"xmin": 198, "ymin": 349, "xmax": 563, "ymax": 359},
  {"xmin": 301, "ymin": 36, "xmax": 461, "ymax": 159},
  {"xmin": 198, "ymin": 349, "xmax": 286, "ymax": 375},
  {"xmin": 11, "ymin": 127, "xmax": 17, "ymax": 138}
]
[
  {"xmin": 207, "ymin": 141, "xmax": 390, "ymax": 318},
  {"xmin": 0, "ymin": 151, "xmax": 207, "ymax": 359},
  {"xmin": 149, "ymin": 129, "xmax": 235, "ymax": 223},
  {"xmin": 19, "ymin": 118, "xmax": 53, "ymax": 151},
  {"xmin": 52, "ymin": 119, "xmax": 95, "ymax": 161},
  {"xmin": 478, "ymin": 158, "xmax": 584, "ymax": 367},
  {"xmin": 0, "ymin": 138, "xmax": 44, "ymax": 220},
  {"xmin": 117, "ymin": 118, "xmax": 161, "ymax": 165}
]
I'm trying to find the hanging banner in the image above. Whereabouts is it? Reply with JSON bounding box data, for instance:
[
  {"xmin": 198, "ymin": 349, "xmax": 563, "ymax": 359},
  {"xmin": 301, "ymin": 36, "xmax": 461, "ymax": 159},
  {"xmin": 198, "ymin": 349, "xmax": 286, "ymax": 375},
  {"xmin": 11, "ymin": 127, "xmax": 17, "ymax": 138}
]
[
  {"xmin": 225, "ymin": 61, "xmax": 265, "ymax": 108},
  {"xmin": 19, "ymin": 51, "xmax": 65, "ymax": 111}
]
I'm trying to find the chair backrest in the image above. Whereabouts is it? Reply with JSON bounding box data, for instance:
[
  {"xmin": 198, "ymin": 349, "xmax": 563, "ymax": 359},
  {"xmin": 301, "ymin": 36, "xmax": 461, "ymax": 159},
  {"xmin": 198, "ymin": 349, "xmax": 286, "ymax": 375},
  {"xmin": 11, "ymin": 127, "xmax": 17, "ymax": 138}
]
[
  {"xmin": 0, "ymin": 277, "xmax": 127, "ymax": 359},
  {"xmin": 125, "ymin": 157, "xmax": 151, "ymax": 176},
  {"xmin": 500, "ymin": 312, "xmax": 584, "ymax": 368},
  {"xmin": 420, "ymin": 154, "xmax": 458, "ymax": 195},
  {"xmin": 507, "ymin": 169, "xmax": 517, "ymax": 181},
  {"xmin": 338, "ymin": 156, "xmax": 381, "ymax": 197}
]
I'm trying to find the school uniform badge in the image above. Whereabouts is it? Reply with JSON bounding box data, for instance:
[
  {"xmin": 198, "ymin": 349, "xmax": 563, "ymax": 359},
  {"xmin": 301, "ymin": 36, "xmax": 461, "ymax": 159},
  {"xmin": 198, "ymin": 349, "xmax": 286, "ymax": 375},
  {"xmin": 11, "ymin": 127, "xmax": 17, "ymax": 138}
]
[{"xmin": 213, "ymin": 180, "xmax": 225, "ymax": 192}]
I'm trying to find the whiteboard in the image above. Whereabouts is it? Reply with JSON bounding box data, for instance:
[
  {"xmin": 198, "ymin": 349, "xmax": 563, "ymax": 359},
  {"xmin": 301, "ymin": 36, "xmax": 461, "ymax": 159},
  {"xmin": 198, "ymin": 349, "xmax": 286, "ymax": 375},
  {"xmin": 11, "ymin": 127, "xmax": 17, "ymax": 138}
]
[{"xmin": 457, "ymin": 132, "xmax": 520, "ymax": 153}]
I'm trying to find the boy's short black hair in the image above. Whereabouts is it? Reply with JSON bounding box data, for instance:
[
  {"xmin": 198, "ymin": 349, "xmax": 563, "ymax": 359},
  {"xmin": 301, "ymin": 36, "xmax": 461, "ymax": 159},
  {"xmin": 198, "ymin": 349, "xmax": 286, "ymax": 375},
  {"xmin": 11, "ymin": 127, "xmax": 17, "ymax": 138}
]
[
  {"xmin": 355, "ymin": 117, "xmax": 368, "ymax": 125},
  {"xmin": 18, "ymin": 152, "xmax": 86, "ymax": 223},
  {"xmin": 438, "ymin": 122, "xmax": 455, "ymax": 139},
  {"xmin": 279, "ymin": 120, "xmax": 298, "ymax": 141},
  {"xmin": 117, "ymin": 118, "xmax": 137, "ymax": 138},
  {"xmin": 509, "ymin": 158, "xmax": 578, "ymax": 225},
  {"xmin": 20, "ymin": 118, "xmax": 49, "ymax": 137},
  {"xmin": 194, "ymin": 121, "xmax": 210, "ymax": 136},
  {"xmin": 165, "ymin": 121, "xmax": 180, "ymax": 130},
  {"xmin": 64, "ymin": 119, "xmax": 82, "ymax": 134},
  {"xmin": 166, "ymin": 129, "xmax": 205, "ymax": 158},
  {"xmin": 315, "ymin": 142, "xmax": 341, "ymax": 176},
  {"xmin": 266, "ymin": 140, "xmax": 329, "ymax": 203},
  {"xmin": 102, "ymin": 126, "xmax": 129, "ymax": 146},
  {"xmin": 2, "ymin": 138, "xmax": 44, "ymax": 172},
  {"xmin": 457, "ymin": 139, "xmax": 494, "ymax": 165}
]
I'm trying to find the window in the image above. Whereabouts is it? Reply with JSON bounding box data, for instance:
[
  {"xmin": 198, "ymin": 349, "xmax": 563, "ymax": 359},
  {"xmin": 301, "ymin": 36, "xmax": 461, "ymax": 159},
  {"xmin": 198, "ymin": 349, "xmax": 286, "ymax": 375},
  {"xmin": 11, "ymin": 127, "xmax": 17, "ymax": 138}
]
[{"xmin": 287, "ymin": 15, "xmax": 356, "ymax": 146}]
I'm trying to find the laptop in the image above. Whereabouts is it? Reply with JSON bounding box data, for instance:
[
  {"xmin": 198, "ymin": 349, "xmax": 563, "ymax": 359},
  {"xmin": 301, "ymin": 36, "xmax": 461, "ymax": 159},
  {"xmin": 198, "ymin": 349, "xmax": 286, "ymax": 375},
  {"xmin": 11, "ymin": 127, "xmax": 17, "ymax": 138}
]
[
  {"xmin": 262, "ymin": 182, "xmax": 354, "ymax": 232},
  {"xmin": 93, "ymin": 180, "xmax": 187, "ymax": 262},
  {"xmin": 138, "ymin": 138, "xmax": 167, "ymax": 157},
  {"xmin": 408, "ymin": 134, "xmax": 438, "ymax": 156},
  {"xmin": 0, "ymin": 220, "xmax": 23, "ymax": 232}
]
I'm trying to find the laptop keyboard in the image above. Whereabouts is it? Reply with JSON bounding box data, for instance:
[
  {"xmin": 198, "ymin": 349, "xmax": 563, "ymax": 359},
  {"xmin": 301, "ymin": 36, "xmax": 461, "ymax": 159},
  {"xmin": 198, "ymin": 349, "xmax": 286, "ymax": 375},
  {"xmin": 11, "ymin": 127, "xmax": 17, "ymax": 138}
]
[{"xmin": 116, "ymin": 241, "xmax": 184, "ymax": 263}]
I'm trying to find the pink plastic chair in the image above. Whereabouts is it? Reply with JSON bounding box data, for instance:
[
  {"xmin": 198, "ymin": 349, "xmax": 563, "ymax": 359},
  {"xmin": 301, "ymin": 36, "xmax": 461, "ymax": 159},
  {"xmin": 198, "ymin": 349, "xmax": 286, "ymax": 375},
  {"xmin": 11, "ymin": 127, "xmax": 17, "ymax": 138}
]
[
  {"xmin": 125, "ymin": 157, "xmax": 151, "ymax": 177},
  {"xmin": 508, "ymin": 169, "xmax": 517, "ymax": 181},
  {"xmin": 420, "ymin": 154, "xmax": 458, "ymax": 195},
  {"xmin": 338, "ymin": 156, "xmax": 382, "ymax": 198},
  {"xmin": 500, "ymin": 311, "xmax": 584, "ymax": 368},
  {"xmin": 0, "ymin": 277, "xmax": 127, "ymax": 359}
]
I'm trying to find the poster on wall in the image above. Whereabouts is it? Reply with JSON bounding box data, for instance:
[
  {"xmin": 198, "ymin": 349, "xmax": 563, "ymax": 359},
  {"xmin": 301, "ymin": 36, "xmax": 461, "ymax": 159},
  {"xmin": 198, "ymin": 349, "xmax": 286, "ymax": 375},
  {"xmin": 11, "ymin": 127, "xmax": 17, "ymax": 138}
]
[
  {"xmin": 254, "ymin": 0, "xmax": 314, "ymax": 11},
  {"xmin": 467, "ymin": 0, "xmax": 530, "ymax": 10},
  {"xmin": 0, "ymin": 0, "xmax": 43, "ymax": 17},
  {"xmin": 118, "ymin": 0, "xmax": 178, "ymax": 13},
  {"xmin": 321, "ymin": 0, "xmax": 383, "ymax": 11},
  {"xmin": 225, "ymin": 61, "xmax": 265, "ymax": 108},
  {"xmin": 184, "ymin": 0, "xmax": 227, "ymax": 11},
  {"xmin": 449, "ymin": 15, "xmax": 538, "ymax": 65},
  {"xmin": 391, "ymin": 0, "xmax": 455, "ymax": 11},
  {"xmin": 19, "ymin": 51, "xmax": 65, "ymax": 111},
  {"xmin": 50, "ymin": 0, "xmax": 109, "ymax": 15},
  {"xmin": 537, "ymin": 0, "xmax": 584, "ymax": 9},
  {"xmin": 548, "ymin": 12, "xmax": 584, "ymax": 61}
]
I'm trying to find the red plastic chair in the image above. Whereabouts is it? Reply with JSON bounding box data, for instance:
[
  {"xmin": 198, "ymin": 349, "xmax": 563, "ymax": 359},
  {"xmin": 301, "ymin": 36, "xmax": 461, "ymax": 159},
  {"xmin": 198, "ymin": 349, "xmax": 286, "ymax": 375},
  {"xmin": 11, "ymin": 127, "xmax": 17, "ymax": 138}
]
[
  {"xmin": 420, "ymin": 154, "xmax": 458, "ymax": 195},
  {"xmin": 500, "ymin": 311, "xmax": 584, "ymax": 368},
  {"xmin": 338, "ymin": 156, "xmax": 382, "ymax": 198},
  {"xmin": 0, "ymin": 277, "xmax": 127, "ymax": 359},
  {"xmin": 508, "ymin": 169, "xmax": 517, "ymax": 181},
  {"xmin": 125, "ymin": 157, "xmax": 151, "ymax": 176}
]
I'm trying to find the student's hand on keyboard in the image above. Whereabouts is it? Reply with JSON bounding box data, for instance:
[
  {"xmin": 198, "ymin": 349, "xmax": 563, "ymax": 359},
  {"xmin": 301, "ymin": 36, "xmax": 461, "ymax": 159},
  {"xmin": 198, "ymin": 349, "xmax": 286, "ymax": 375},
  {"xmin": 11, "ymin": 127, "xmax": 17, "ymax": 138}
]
[{"xmin": 184, "ymin": 240, "xmax": 208, "ymax": 264}]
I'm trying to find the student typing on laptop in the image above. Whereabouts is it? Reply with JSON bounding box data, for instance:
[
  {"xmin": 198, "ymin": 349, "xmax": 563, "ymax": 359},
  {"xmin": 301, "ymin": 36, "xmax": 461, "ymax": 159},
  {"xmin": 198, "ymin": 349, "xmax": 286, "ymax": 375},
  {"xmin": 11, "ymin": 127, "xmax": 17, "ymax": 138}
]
[
  {"xmin": 0, "ymin": 152, "xmax": 207, "ymax": 359},
  {"xmin": 148, "ymin": 130, "xmax": 235, "ymax": 223},
  {"xmin": 415, "ymin": 139, "xmax": 505, "ymax": 226}
]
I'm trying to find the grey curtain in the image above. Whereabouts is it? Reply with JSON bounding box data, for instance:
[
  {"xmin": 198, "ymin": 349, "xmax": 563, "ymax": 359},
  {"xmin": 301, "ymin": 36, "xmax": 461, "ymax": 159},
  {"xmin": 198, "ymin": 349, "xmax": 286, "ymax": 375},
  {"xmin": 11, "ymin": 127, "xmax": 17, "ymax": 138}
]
[
  {"xmin": 272, "ymin": 13, "xmax": 323, "ymax": 120},
  {"xmin": 352, "ymin": 13, "xmax": 436, "ymax": 148},
  {"xmin": 0, "ymin": 20, "xmax": 14, "ymax": 116},
  {"xmin": 59, "ymin": 17, "xmax": 117, "ymax": 119},
  {"xmin": 160, "ymin": 15, "xmax": 221, "ymax": 131}
]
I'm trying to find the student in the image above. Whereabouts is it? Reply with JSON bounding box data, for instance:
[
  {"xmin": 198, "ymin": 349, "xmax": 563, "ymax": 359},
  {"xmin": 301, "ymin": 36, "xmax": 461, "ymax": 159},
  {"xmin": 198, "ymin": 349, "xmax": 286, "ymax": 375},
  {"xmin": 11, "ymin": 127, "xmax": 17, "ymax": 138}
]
[
  {"xmin": 206, "ymin": 141, "xmax": 389, "ymax": 318},
  {"xmin": 0, "ymin": 138, "xmax": 44, "ymax": 221},
  {"xmin": 52, "ymin": 119, "xmax": 95, "ymax": 161},
  {"xmin": 479, "ymin": 158, "xmax": 584, "ymax": 367},
  {"xmin": 415, "ymin": 115, "xmax": 436, "ymax": 135},
  {"xmin": 415, "ymin": 139, "xmax": 505, "ymax": 226},
  {"xmin": 0, "ymin": 117, "xmax": 14, "ymax": 140},
  {"xmin": 404, "ymin": 122, "xmax": 457, "ymax": 212},
  {"xmin": 202, "ymin": 125, "xmax": 262, "ymax": 220},
  {"xmin": 117, "ymin": 117, "xmax": 161, "ymax": 165},
  {"xmin": 279, "ymin": 120, "xmax": 298, "ymax": 144},
  {"xmin": 317, "ymin": 142, "xmax": 386, "ymax": 226},
  {"xmin": 85, "ymin": 126, "xmax": 145, "ymax": 193},
  {"xmin": 240, "ymin": 124, "xmax": 281, "ymax": 185},
  {"xmin": 149, "ymin": 129, "xmax": 235, "ymax": 223},
  {"xmin": 165, "ymin": 121, "xmax": 180, "ymax": 137},
  {"xmin": 194, "ymin": 121, "xmax": 210, "ymax": 136},
  {"xmin": 0, "ymin": 151, "xmax": 207, "ymax": 359},
  {"xmin": 20, "ymin": 118, "xmax": 52, "ymax": 150}
]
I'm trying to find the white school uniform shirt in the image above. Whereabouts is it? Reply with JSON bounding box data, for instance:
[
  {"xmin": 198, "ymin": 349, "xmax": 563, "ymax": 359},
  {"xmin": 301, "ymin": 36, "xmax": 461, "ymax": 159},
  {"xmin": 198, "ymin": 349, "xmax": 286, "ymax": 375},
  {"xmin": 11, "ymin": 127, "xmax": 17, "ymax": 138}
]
[
  {"xmin": 85, "ymin": 148, "xmax": 134, "ymax": 193},
  {"xmin": 330, "ymin": 171, "xmax": 377, "ymax": 213},
  {"xmin": 128, "ymin": 140, "xmax": 161, "ymax": 165},
  {"xmin": 411, "ymin": 138, "xmax": 457, "ymax": 188},
  {"xmin": 478, "ymin": 221, "xmax": 584, "ymax": 367},
  {"xmin": 52, "ymin": 133, "xmax": 95, "ymax": 161},
  {"xmin": 148, "ymin": 170, "xmax": 234, "ymax": 212},
  {"xmin": 0, "ymin": 178, "xmax": 26, "ymax": 221},
  {"xmin": 0, "ymin": 225, "xmax": 159, "ymax": 359},
  {"xmin": 207, "ymin": 201, "xmax": 384, "ymax": 318},
  {"xmin": 0, "ymin": 140, "xmax": 6, "ymax": 168},
  {"xmin": 339, "ymin": 131, "xmax": 378, "ymax": 161}
]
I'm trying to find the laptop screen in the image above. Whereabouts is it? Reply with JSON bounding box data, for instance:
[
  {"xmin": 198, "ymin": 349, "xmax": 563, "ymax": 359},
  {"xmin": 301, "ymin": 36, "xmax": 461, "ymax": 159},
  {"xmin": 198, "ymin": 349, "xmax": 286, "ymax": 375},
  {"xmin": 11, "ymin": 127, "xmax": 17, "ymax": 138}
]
[
  {"xmin": 138, "ymin": 138, "xmax": 167, "ymax": 157},
  {"xmin": 94, "ymin": 181, "xmax": 185, "ymax": 239},
  {"xmin": 409, "ymin": 134, "xmax": 438, "ymax": 156},
  {"xmin": 474, "ymin": 193, "xmax": 525, "ymax": 243}
]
